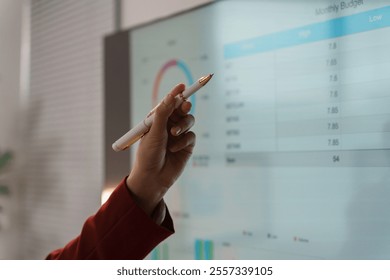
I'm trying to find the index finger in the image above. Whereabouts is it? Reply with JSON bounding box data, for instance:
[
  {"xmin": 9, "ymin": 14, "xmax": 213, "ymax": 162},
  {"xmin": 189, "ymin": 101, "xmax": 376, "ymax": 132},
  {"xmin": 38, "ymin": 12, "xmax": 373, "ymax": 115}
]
[{"xmin": 148, "ymin": 83, "xmax": 185, "ymax": 138}]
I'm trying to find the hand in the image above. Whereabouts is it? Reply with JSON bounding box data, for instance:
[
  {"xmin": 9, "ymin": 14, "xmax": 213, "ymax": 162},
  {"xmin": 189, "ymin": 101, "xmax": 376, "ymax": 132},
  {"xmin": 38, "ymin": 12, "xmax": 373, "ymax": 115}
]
[{"xmin": 126, "ymin": 84, "xmax": 196, "ymax": 216}]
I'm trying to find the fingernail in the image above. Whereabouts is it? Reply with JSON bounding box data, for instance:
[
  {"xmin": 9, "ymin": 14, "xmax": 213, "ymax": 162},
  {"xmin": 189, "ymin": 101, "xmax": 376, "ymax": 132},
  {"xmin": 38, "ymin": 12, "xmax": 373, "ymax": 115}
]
[{"xmin": 174, "ymin": 127, "xmax": 182, "ymax": 135}]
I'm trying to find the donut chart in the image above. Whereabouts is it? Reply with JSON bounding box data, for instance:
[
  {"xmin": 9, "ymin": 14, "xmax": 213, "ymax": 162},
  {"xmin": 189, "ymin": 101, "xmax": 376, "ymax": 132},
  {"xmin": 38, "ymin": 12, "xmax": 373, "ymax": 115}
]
[{"xmin": 152, "ymin": 59, "xmax": 195, "ymax": 111}]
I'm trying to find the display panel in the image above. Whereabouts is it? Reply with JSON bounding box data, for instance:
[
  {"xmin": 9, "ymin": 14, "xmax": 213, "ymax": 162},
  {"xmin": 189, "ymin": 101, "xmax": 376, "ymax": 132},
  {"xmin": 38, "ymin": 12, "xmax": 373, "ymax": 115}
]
[{"xmin": 129, "ymin": 0, "xmax": 390, "ymax": 259}]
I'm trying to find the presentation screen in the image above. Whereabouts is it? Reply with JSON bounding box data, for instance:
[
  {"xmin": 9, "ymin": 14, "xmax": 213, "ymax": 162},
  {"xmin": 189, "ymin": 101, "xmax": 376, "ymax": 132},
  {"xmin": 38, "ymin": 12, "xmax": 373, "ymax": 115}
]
[{"xmin": 128, "ymin": 0, "xmax": 390, "ymax": 259}]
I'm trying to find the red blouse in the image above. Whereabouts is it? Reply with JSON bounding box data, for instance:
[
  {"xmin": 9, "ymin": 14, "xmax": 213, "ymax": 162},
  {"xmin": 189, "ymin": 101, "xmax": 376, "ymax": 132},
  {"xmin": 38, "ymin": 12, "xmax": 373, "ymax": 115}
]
[{"xmin": 46, "ymin": 178, "xmax": 174, "ymax": 260}]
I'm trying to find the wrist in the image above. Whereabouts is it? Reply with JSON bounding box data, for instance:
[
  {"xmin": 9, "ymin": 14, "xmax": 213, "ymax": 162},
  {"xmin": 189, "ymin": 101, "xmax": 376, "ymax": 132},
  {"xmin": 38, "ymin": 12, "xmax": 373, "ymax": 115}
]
[
  {"xmin": 126, "ymin": 173, "xmax": 167, "ymax": 216},
  {"xmin": 151, "ymin": 199, "xmax": 167, "ymax": 225}
]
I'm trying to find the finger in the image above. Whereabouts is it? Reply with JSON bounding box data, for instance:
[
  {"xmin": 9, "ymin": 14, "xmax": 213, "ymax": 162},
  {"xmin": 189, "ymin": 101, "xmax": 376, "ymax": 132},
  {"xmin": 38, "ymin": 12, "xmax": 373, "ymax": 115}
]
[
  {"xmin": 169, "ymin": 101, "xmax": 192, "ymax": 124},
  {"xmin": 177, "ymin": 100, "xmax": 192, "ymax": 116},
  {"xmin": 169, "ymin": 131, "xmax": 196, "ymax": 153},
  {"xmin": 149, "ymin": 84, "xmax": 185, "ymax": 138},
  {"xmin": 170, "ymin": 114, "xmax": 195, "ymax": 136}
]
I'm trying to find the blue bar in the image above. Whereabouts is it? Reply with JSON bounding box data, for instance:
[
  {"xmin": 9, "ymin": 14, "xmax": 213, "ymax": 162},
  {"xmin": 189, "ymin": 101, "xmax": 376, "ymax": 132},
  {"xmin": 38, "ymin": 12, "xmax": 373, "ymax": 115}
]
[
  {"xmin": 151, "ymin": 247, "xmax": 160, "ymax": 260},
  {"xmin": 151, "ymin": 244, "xmax": 169, "ymax": 260},
  {"xmin": 194, "ymin": 239, "xmax": 204, "ymax": 260},
  {"xmin": 224, "ymin": 6, "xmax": 390, "ymax": 59},
  {"xmin": 204, "ymin": 240, "xmax": 214, "ymax": 260}
]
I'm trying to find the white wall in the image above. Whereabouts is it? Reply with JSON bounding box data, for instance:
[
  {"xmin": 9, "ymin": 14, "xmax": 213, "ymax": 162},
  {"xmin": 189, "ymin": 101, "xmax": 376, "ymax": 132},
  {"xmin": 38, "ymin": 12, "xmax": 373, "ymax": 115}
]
[
  {"xmin": 19, "ymin": 0, "xmax": 114, "ymax": 259},
  {"xmin": 121, "ymin": 0, "xmax": 213, "ymax": 29},
  {"xmin": 1, "ymin": 0, "xmax": 114, "ymax": 260},
  {"xmin": 0, "ymin": 2, "xmax": 22, "ymax": 144},
  {"xmin": 0, "ymin": 0, "xmax": 24, "ymax": 259}
]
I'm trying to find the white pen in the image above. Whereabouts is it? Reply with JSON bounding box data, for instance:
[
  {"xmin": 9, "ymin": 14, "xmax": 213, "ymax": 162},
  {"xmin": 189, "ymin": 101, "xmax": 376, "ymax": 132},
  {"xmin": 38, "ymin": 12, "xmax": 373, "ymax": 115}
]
[{"xmin": 112, "ymin": 73, "xmax": 213, "ymax": 152}]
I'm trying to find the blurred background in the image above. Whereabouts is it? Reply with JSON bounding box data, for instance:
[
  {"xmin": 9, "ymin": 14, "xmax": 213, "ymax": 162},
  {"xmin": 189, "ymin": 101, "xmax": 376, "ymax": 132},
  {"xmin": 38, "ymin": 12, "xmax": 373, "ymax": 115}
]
[
  {"xmin": 3, "ymin": 0, "xmax": 390, "ymax": 261},
  {"xmin": 0, "ymin": 0, "xmax": 210, "ymax": 260}
]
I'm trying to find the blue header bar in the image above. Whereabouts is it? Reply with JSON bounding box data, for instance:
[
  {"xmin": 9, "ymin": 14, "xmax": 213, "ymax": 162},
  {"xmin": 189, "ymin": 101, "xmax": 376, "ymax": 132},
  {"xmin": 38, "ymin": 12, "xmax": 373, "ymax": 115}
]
[{"xmin": 224, "ymin": 6, "xmax": 390, "ymax": 59}]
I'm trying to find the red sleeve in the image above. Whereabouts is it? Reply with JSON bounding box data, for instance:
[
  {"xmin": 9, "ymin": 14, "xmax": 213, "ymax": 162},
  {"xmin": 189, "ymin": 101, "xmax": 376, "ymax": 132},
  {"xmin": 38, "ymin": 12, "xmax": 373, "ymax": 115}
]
[{"xmin": 46, "ymin": 177, "xmax": 174, "ymax": 260}]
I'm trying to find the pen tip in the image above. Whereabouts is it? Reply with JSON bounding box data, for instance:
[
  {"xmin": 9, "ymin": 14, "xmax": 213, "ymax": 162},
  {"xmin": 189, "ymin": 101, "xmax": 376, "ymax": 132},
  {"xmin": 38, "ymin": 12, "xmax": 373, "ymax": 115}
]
[{"xmin": 199, "ymin": 73, "xmax": 214, "ymax": 85}]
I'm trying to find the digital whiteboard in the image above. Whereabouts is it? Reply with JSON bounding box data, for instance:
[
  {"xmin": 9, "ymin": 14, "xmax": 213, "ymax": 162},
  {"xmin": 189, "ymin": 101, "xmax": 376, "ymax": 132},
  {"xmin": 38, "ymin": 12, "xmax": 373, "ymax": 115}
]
[{"xmin": 128, "ymin": 0, "xmax": 390, "ymax": 259}]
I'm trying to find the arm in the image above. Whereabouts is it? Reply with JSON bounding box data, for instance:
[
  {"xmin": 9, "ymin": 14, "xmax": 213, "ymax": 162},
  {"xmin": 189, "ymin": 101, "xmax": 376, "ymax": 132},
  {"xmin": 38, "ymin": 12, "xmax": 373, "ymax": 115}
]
[
  {"xmin": 46, "ymin": 178, "xmax": 174, "ymax": 260},
  {"xmin": 47, "ymin": 84, "xmax": 195, "ymax": 259}
]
